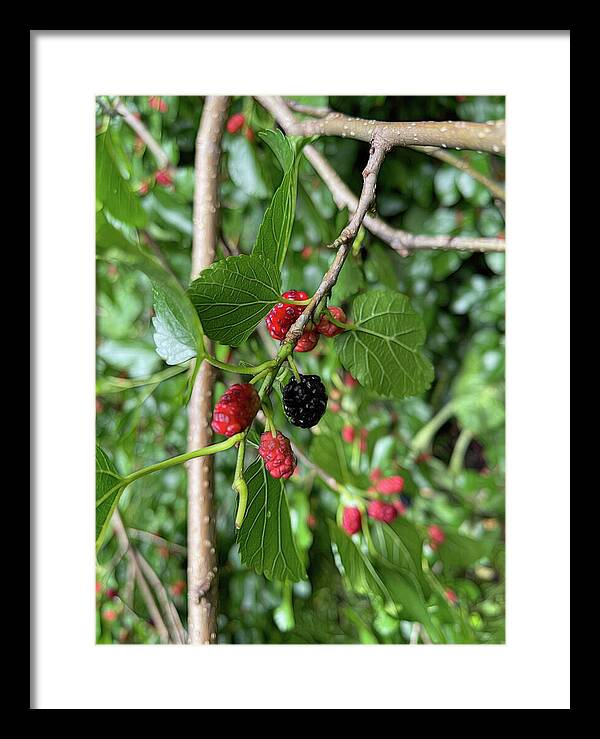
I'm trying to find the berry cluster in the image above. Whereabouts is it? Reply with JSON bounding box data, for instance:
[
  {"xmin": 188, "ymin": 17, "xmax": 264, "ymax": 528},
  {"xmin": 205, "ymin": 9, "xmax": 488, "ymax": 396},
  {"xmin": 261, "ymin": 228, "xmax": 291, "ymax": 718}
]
[
  {"xmin": 264, "ymin": 288, "xmax": 347, "ymax": 354},
  {"xmin": 226, "ymin": 113, "xmax": 255, "ymax": 142}
]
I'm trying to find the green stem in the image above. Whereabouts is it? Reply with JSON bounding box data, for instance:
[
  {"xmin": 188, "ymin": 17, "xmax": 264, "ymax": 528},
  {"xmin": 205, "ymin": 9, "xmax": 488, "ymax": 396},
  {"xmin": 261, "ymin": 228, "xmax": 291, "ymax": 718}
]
[
  {"xmin": 282, "ymin": 298, "xmax": 311, "ymax": 306},
  {"xmin": 261, "ymin": 402, "xmax": 277, "ymax": 437},
  {"xmin": 324, "ymin": 313, "xmax": 358, "ymax": 331},
  {"xmin": 204, "ymin": 356, "xmax": 275, "ymax": 376},
  {"xmin": 233, "ymin": 436, "xmax": 249, "ymax": 529},
  {"xmin": 123, "ymin": 433, "xmax": 243, "ymax": 486},
  {"xmin": 449, "ymin": 428, "xmax": 473, "ymax": 477},
  {"xmin": 287, "ymin": 355, "xmax": 301, "ymax": 381}
]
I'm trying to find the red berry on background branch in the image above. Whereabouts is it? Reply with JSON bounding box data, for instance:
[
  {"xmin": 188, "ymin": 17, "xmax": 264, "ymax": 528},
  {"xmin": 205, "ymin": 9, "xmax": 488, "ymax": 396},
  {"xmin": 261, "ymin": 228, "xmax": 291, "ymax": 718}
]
[
  {"xmin": 245, "ymin": 127, "xmax": 255, "ymax": 143},
  {"xmin": 265, "ymin": 290, "xmax": 308, "ymax": 340},
  {"xmin": 342, "ymin": 425, "xmax": 355, "ymax": 444},
  {"xmin": 301, "ymin": 246, "xmax": 313, "ymax": 260},
  {"xmin": 103, "ymin": 609, "xmax": 117, "ymax": 622},
  {"xmin": 375, "ymin": 476, "xmax": 405, "ymax": 495},
  {"xmin": 155, "ymin": 169, "xmax": 173, "ymax": 187},
  {"xmin": 148, "ymin": 96, "xmax": 168, "ymax": 113},
  {"xmin": 445, "ymin": 588, "xmax": 459, "ymax": 606},
  {"xmin": 258, "ymin": 432, "xmax": 296, "ymax": 479},
  {"xmin": 343, "ymin": 372, "xmax": 359, "ymax": 388},
  {"xmin": 367, "ymin": 500, "xmax": 398, "ymax": 523},
  {"xmin": 96, "ymin": 581, "xmax": 103, "ymax": 595},
  {"xmin": 170, "ymin": 580, "xmax": 186, "ymax": 597},
  {"xmin": 316, "ymin": 306, "xmax": 347, "ymax": 337},
  {"xmin": 295, "ymin": 328, "xmax": 319, "ymax": 353},
  {"xmin": 138, "ymin": 181, "xmax": 149, "ymax": 196},
  {"xmin": 212, "ymin": 383, "xmax": 260, "ymax": 437},
  {"xmin": 370, "ymin": 468, "xmax": 382, "ymax": 484},
  {"xmin": 428, "ymin": 524, "xmax": 446, "ymax": 550},
  {"xmin": 359, "ymin": 428, "xmax": 368, "ymax": 453},
  {"xmin": 226, "ymin": 113, "xmax": 245, "ymax": 134},
  {"xmin": 105, "ymin": 588, "xmax": 118, "ymax": 600},
  {"xmin": 342, "ymin": 507, "xmax": 362, "ymax": 535}
]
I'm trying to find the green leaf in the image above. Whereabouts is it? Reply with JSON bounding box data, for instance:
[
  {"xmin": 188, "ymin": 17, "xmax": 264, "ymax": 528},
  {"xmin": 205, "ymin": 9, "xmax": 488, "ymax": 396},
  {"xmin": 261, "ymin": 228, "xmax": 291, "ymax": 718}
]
[
  {"xmin": 453, "ymin": 330, "xmax": 505, "ymax": 434},
  {"xmin": 329, "ymin": 523, "xmax": 436, "ymax": 634},
  {"xmin": 187, "ymin": 254, "xmax": 281, "ymax": 346},
  {"xmin": 370, "ymin": 518, "xmax": 430, "ymax": 594},
  {"xmin": 310, "ymin": 431, "xmax": 370, "ymax": 490},
  {"xmin": 96, "ymin": 131, "xmax": 146, "ymax": 227},
  {"xmin": 237, "ymin": 459, "xmax": 306, "ymax": 582},
  {"xmin": 96, "ymin": 445, "xmax": 125, "ymax": 551},
  {"xmin": 96, "ymin": 213, "xmax": 204, "ymax": 365},
  {"xmin": 225, "ymin": 135, "xmax": 269, "ymax": 198},
  {"xmin": 259, "ymin": 129, "xmax": 295, "ymax": 171},
  {"xmin": 437, "ymin": 531, "xmax": 489, "ymax": 571},
  {"xmin": 335, "ymin": 290, "xmax": 434, "ymax": 399},
  {"xmin": 253, "ymin": 134, "xmax": 307, "ymax": 270}
]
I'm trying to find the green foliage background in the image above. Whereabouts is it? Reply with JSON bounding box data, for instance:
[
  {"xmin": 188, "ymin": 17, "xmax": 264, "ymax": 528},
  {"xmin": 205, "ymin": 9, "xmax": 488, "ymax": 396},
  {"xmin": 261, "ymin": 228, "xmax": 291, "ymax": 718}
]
[{"xmin": 96, "ymin": 95, "xmax": 505, "ymax": 644}]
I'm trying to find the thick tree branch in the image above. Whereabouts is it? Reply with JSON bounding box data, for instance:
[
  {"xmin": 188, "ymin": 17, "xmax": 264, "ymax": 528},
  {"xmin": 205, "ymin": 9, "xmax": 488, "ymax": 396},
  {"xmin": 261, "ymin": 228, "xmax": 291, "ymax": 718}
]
[
  {"xmin": 286, "ymin": 99, "xmax": 506, "ymax": 201},
  {"xmin": 258, "ymin": 97, "xmax": 505, "ymax": 256},
  {"xmin": 187, "ymin": 95, "xmax": 230, "ymax": 645},
  {"xmin": 114, "ymin": 98, "xmax": 171, "ymax": 170},
  {"xmin": 258, "ymin": 95, "xmax": 505, "ymax": 155}
]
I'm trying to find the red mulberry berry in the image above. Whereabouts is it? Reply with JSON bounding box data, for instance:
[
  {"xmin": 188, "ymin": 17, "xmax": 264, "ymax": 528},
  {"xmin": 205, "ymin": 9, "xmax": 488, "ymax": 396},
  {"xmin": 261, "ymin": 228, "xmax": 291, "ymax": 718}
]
[
  {"xmin": 342, "ymin": 507, "xmax": 362, "ymax": 535},
  {"xmin": 316, "ymin": 306, "xmax": 347, "ymax": 337},
  {"xmin": 265, "ymin": 290, "xmax": 309, "ymax": 340},
  {"xmin": 367, "ymin": 500, "xmax": 398, "ymax": 523},
  {"xmin": 226, "ymin": 113, "xmax": 245, "ymax": 134},
  {"xmin": 370, "ymin": 468, "xmax": 382, "ymax": 484},
  {"xmin": 295, "ymin": 328, "xmax": 319, "ymax": 353},
  {"xmin": 258, "ymin": 431, "xmax": 296, "ymax": 479},
  {"xmin": 376, "ymin": 476, "xmax": 405, "ymax": 495},
  {"xmin": 155, "ymin": 169, "xmax": 173, "ymax": 187},
  {"xmin": 245, "ymin": 127, "xmax": 255, "ymax": 143},
  {"xmin": 211, "ymin": 383, "xmax": 260, "ymax": 437},
  {"xmin": 428, "ymin": 524, "xmax": 445, "ymax": 550}
]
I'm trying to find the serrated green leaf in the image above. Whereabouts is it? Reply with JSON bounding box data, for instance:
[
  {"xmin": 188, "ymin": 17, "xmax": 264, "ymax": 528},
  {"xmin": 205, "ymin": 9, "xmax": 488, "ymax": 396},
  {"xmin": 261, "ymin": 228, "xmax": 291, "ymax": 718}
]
[
  {"xmin": 96, "ymin": 131, "xmax": 146, "ymax": 227},
  {"xmin": 253, "ymin": 134, "xmax": 308, "ymax": 270},
  {"xmin": 335, "ymin": 290, "xmax": 434, "ymax": 399},
  {"xmin": 187, "ymin": 254, "xmax": 281, "ymax": 346},
  {"xmin": 96, "ymin": 445, "xmax": 125, "ymax": 551},
  {"xmin": 237, "ymin": 459, "xmax": 306, "ymax": 582}
]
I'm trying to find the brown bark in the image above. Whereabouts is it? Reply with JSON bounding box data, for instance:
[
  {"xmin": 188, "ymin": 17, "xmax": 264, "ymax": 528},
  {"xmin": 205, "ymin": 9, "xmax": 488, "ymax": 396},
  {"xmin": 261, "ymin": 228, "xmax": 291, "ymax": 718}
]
[{"xmin": 187, "ymin": 96, "xmax": 230, "ymax": 645}]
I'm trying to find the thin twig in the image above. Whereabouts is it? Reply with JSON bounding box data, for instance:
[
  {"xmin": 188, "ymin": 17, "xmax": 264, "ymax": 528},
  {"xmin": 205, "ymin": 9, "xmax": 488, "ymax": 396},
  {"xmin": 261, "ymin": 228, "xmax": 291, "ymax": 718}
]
[
  {"xmin": 113, "ymin": 97, "xmax": 171, "ymax": 170},
  {"xmin": 111, "ymin": 511, "xmax": 170, "ymax": 644},
  {"xmin": 258, "ymin": 95, "xmax": 505, "ymax": 154},
  {"xmin": 127, "ymin": 527, "xmax": 187, "ymax": 556},
  {"xmin": 187, "ymin": 95, "xmax": 230, "ymax": 645},
  {"xmin": 411, "ymin": 146, "xmax": 505, "ymax": 202},
  {"xmin": 136, "ymin": 551, "xmax": 187, "ymax": 644}
]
